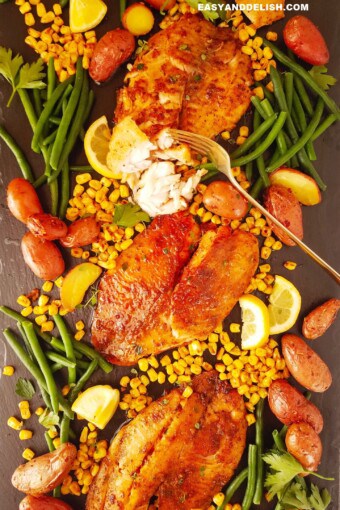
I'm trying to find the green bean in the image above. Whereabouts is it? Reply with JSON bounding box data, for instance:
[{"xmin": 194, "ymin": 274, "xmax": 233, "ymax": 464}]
[
  {"xmin": 311, "ymin": 113, "xmax": 337, "ymax": 141},
  {"xmin": 33, "ymin": 89, "xmax": 43, "ymax": 117},
  {"xmin": 68, "ymin": 360, "xmax": 98, "ymax": 403},
  {"xmin": 31, "ymin": 76, "xmax": 74, "ymax": 153},
  {"xmin": 42, "ymin": 128, "xmax": 58, "ymax": 147},
  {"xmin": 50, "ymin": 59, "xmax": 84, "ymax": 170},
  {"xmin": 0, "ymin": 125, "xmax": 34, "ymax": 182},
  {"xmin": 33, "ymin": 174, "xmax": 47, "ymax": 188},
  {"xmin": 50, "ymin": 178, "xmax": 58, "ymax": 216},
  {"xmin": 54, "ymin": 84, "xmax": 73, "ymax": 117},
  {"xmin": 266, "ymin": 98, "xmax": 324, "ymax": 175},
  {"xmin": 231, "ymin": 112, "xmax": 287, "ymax": 168},
  {"xmin": 54, "ymin": 72, "xmax": 89, "ymax": 173},
  {"xmin": 253, "ymin": 399, "xmax": 265, "ymax": 504},
  {"xmin": 242, "ymin": 444, "xmax": 258, "ymax": 510},
  {"xmin": 230, "ymin": 114, "xmax": 277, "ymax": 160},
  {"xmin": 44, "ymin": 144, "xmax": 52, "ymax": 177},
  {"xmin": 3, "ymin": 328, "xmax": 52, "ymax": 409},
  {"xmin": 120, "ymin": 0, "xmax": 126, "ymax": 19},
  {"xmin": 18, "ymin": 89, "xmax": 38, "ymax": 131},
  {"xmin": 51, "ymin": 362, "xmax": 63, "ymax": 373},
  {"xmin": 70, "ymin": 165, "xmax": 94, "ymax": 172},
  {"xmin": 264, "ymin": 40, "xmax": 340, "ymax": 118},
  {"xmin": 273, "ymin": 429, "xmax": 286, "ymax": 451},
  {"xmin": 284, "ymin": 72, "xmax": 294, "ymax": 113},
  {"xmin": 17, "ymin": 321, "xmax": 35, "ymax": 361},
  {"xmin": 47, "ymin": 57, "xmax": 56, "ymax": 100},
  {"xmin": 77, "ymin": 360, "xmax": 91, "ymax": 370},
  {"xmin": 291, "ymin": 106, "xmax": 302, "ymax": 133},
  {"xmin": 79, "ymin": 89, "xmax": 95, "ymax": 141},
  {"xmin": 58, "ymin": 163, "xmax": 70, "ymax": 219},
  {"xmin": 45, "ymin": 351, "xmax": 76, "ymax": 368},
  {"xmin": 260, "ymin": 100, "xmax": 288, "ymax": 157},
  {"xmin": 216, "ymin": 468, "xmax": 248, "ymax": 510},
  {"xmin": 294, "ymin": 74, "xmax": 314, "ymax": 117},
  {"xmin": 250, "ymin": 176, "xmax": 264, "ymax": 199},
  {"xmin": 253, "ymin": 109, "xmax": 270, "ymax": 187},
  {"xmin": 269, "ymin": 145, "xmax": 281, "ymax": 166},
  {"xmin": 22, "ymin": 322, "xmax": 60, "ymax": 414},
  {"xmin": 60, "ymin": 416, "xmax": 70, "ymax": 444},
  {"xmin": 60, "ymin": 0, "xmax": 69, "ymax": 7},
  {"xmin": 245, "ymin": 160, "xmax": 253, "ymax": 182},
  {"xmin": 251, "ymin": 96, "xmax": 266, "ymax": 118},
  {"xmin": 49, "ymin": 116, "xmax": 61, "ymax": 126},
  {"xmin": 292, "ymin": 89, "xmax": 307, "ymax": 131},
  {"xmin": 45, "ymin": 431, "xmax": 55, "ymax": 452},
  {"xmin": 54, "ymin": 315, "xmax": 76, "ymax": 385}
]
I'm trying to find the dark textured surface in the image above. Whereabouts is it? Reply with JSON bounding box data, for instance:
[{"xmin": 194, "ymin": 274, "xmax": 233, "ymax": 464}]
[{"xmin": 0, "ymin": 2, "xmax": 339, "ymax": 509}]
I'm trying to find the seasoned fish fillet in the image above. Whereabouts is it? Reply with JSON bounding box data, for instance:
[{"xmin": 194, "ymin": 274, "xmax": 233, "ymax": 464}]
[
  {"xmin": 235, "ymin": 0, "xmax": 285, "ymax": 28},
  {"xmin": 115, "ymin": 14, "xmax": 252, "ymax": 138},
  {"xmin": 86, "ymin": 372, "xmax": 247, "ymax": 510},
  {"xmin": 91, "ymin": 211, "xmax": 201, "ymax": 365},
  {"xmin": 171, "ymin": 228, "xmax": 260, "ymax": 340}
]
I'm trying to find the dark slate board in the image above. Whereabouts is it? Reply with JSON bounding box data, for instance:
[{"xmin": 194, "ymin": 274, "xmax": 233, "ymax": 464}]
[{"xmin": 0, "ymin": 1, "xmax": 339, "ymax": 509}]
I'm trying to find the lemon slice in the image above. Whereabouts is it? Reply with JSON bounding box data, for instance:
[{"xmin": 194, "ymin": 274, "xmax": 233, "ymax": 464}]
[
  {"xmin": 69, "ymin": 0, "xmax": 107, "ymax": 33},
  {"xmin": 239, "ymin": 294, "xmax": 270, "ymax": 350},
  {"xmin": 72, "ymin": 385, "xmax": 120, "ymax": 430},
  {"xmin": 268, "ymin": 275, "xmax": 301, "ymax": 335},
  {"xmin": 84, "ymin": 116, "xmax": 122, "ymax": 179}
]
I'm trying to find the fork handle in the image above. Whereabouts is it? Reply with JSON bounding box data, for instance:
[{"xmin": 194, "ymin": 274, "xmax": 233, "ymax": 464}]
[{"xmin": 231, "ymin": 178, "xmax": 340, "ymax": 285}]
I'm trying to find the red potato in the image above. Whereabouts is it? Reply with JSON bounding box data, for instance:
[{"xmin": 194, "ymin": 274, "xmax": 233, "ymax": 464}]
[
  {"xmin": 285, "ymin": 422, "xmax": 322, "ymax": 472},
  {"xmin": 122, "ymin": 3, "xmax": 155, "ymax": 36},
  {"xmin": 60, "ymin": 216, "xmax": 100, "ymax": 248},
  {"xmin": 282, "ymin": 334, "xmax": 332, "ymax": 392},
  {"xmin": 144, "ymin": 0, "xmax": 176, "ymax": 10},
  {"xmin": 21, "ymin": 232, "xmax": 65, "ymax": 280},
  {"xmin": 27, "ymin": 213, "xmax": 68, "ymax": 241},
  {"xmin": 268, "ymin": 379, "xmax": 323, "ymax": 433},
  {"xmin": 269, "ymin": 168, "xmax": 321, "ymax": 206},
  {"xmin": 303, "ymin": 298, "xmax": 340, "ymax": 340},
  {"xmin": 20, "ymin": 495, "xmax": 73, "ymax": 510},
  {"xmin": 283, "ymin": 16, "xmax": 329, "ymax": 66},
  {"xmin": 264, "ymin": 184, "xmax": 303, "ymax": 246},
  {"xmin": 7, "ymin": 178, "xmax": 43, "ymax": 224},
  {"xmin": 89, "ymin": 29, "xmax": 135, "ymax": 82},
  {"xmin": 12, "ymin": 443, "xmax": 77, "ymax": 496},
  {"xmin": 202, "ymin": 181, "xmax": 248, "ymax": 220}
]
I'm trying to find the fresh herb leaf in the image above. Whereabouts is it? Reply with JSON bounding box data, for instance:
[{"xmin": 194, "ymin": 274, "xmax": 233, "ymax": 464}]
[
  {"xmin": 15, "ymin": 378, "xmax": 35, "ymax": 400},
  {"xmin": 136, "ymin": 39, "xmax": 149, "ymax": 56},
  {"xmin": 38, "ymin": 409, "xmax": 60, "ymax": 429},
  {"xmin": 113, "ymin": 203, "xmax": 150, "ymax": 228},
  {"xmin": 263, "ymin": 451, "xmax": 305, "ymax": 498},
  {"xmin": 280, "ymin": 481, "xmax": 331, "ymax": 510},
  {"xmin": 309, "ymin": 484, "xmax": 331, "ymax": 510},
  {"xmin": 0, "ymin": 47, "xmax": 46, "ymax": 106},
  {"xmin": 185, "ymin": 0, "xmax": 220, "ymax": 21},
  {"xmin": 309, "ymin": 66, "xmax": 337, "ymax": 91}
]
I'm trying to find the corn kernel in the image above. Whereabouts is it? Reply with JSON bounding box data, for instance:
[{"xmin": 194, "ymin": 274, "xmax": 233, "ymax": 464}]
[
  {"xmin": 168, "ymin": 373, "xmax": 177, "ymax": 384},
  {"xmin": 242, "ymin": 45, "xmax": 253, "ymax": 56},
  {"xmin": 266, "ymin": 31, "xmax": 278, "ymax": 41},
  {"xmin": 284, "ymin": 260, "xmax": 297, "ymax": 270},
  {"xmin": 213, "ymin": 492, "xmax": 225, "ymax": 506},
  {"xmin": 75, "ymin": 330, "xmax": 85, "ymax": 341},
  {"xmin": 20, "ymin": 1, "xmax": 31, "ymax": 13},
  {"xmin": 8, "ymin": 416, "xmax": 23, "ymax": 430},
  {"xmin": 41, "ymin": 11, "xmax": 55, "ymax": 23},
  {"xmin": 22, "ymin": 448, "xmax": 35, "ymax": 461},
  {"xmin": 35, "ymin": 314, "xmax": 47, "ymax": 326},
  {"xmin": 261, "ymin": 246, "xmax": 272, "ymax": 260},
  {"xmin": 17, "ymin": 295, "xmax": 31, "ymax": 307},
  {"xmin": 35, "ymin": 407, "xmax": 44, "ymax": 416},
  {"xmin": 3, "ymin": 365, "xmax": 15, "ymax": 376},
  {"xmin": 182, "ymin": 386, "xmax": 193, "ymax": 398},
  {"xmin": 53, "ymin": 3, "xmax": 62, "ymax": 14},
  {"xmin": 19, "ymin": 401, "xmax": 31, "ymax": 420},
  {"xmin": 17, "ymin": 430, "xmax": 32, "ymax": 443},
  {"xmin": 246, "ymin": 413, "xmax": 256, "ymax": 426},
  {"xmin": 221, "ymin": 130, "xmax": 230, "ymax": 140},
  {"xmin": 254, "ymin": 69, "xmax": 267, "ymax": 81},
  {"xmin": 147, "ymin": 368, "xmax": 158, "ymax": 382},
  {"xmin": 239, "ymin": 126, "xmax": 249, "ymax": 137},
  {"xmin": 230, "ymin": 323, "xmax": 241, "ymax": 333},
  {"xmin": 75, "ymin": 320, "xmax": 85, "ymax": 331},
  {"xmin": 272, "ymin": 240, "xmax": 283, "ymax": 251},
  {"xmin": 54, "ymin": 276, "xmax": 63, "ymax": 288},
  {"xmin": 158, "ymin": 372, "xmax": 166, "ymax": 384}
]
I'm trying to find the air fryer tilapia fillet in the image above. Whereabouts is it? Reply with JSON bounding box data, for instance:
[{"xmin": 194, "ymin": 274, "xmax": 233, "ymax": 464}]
[
  {"xmin": 91, "ymin": 213, "xmax": 259, "ymax": 365},
  {"xmin": 86, "ymin": 371, "xmax": 247, "ymax": 510},
  {"xmin": 115, "ymin": 14, "xmax": 253, "ymax": 138}
]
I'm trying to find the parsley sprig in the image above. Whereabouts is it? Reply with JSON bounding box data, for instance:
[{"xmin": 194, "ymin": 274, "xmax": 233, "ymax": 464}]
[
  {"xmin": 309, "ymin": 65, "xmax": 337, "ymax": 91},
  {"xmin": 0, "ymin": 47, "xmax": 46, "ymax": 107}
]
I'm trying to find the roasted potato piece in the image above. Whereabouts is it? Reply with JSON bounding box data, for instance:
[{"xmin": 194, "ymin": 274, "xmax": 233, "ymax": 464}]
[
  {"xmin": 7, "ymin": 178, "xmax": 43, "ymax": 224},
  {"xmin": 282, "ymin": 334, "xmax": 332, "ymax": 392},
  {"xmin": 302, "ymin": 298, "xmax": 340, "ymax": 340},
  {"xmin": 264, "ymin": 184, "xmax": 303, "ymax": 246},
  {"xmin": 12, "ymin": 443, "xmax": 76, "ymax": 496},
  {"xmin": 27, "ymin": 213, "xmax": 68, "ymax": 241},
  {"xmin": 20, "ymin": 495, "xmax": 73, "ymax": 510},
  {"xmin": 60, "ymin": 216, "xmax": 100, "ymax": 248},
  {"xmin": 285, "ymin": 422, "xmax": 322, "ymax": 472},
  {"xmin": 202, "ymin": 181, "xmax": 248, "ymax": 220},
  {"xmin": 268, "ymin": 379, "xmax": 323, "ymax": 433},
  {"xmin": 21, "ymin": 232, "xmax": 65, "ymax": 281}
]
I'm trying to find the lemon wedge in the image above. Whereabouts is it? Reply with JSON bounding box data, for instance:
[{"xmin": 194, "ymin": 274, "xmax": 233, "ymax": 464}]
[
  {"xmin": 69, "ymin": 0, "xmax": 107, "ymax": 33},
  {"xmin": 239, "ymin": 294, "xmax": 270, "ymax": 350},
  {"xmin": 84, "ymin": 116, "xmax": 122, "ymax": 179},
  {"xmin": 71, "ymin": 385, "xmax": 120, "ymax": 430},
  {"xmin": 268, "ymin": 275, "xmax": 301, "ymax": 335}
]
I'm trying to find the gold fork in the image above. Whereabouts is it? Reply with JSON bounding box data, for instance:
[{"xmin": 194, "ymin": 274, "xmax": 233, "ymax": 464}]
[{"xmin": 169, "ymin": 129, "xmax": 340, "ymax": 285}]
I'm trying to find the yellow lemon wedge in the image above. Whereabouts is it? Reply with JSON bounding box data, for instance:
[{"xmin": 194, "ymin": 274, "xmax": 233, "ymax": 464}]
[
  {"xmin": 60, "ymin": 262, "xmax": 102, "ymax": 312},
  {"xmin": 84, "ymin": 116, "xmax": 122, "ymax": 179},
  {"xmin": 69, "ymin": 0, "xmax": 107, "ymax": 33},
  {"xmin": 72, "ymin": 385, "xmax": 120, "ymax": 430},
  {"xmin": 239, "ymin": 294, "xmax": 270, "ymax": 350},
  {"xmin": 268, "ymin": 275, "xmax": 301, "ymax": 335}
]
